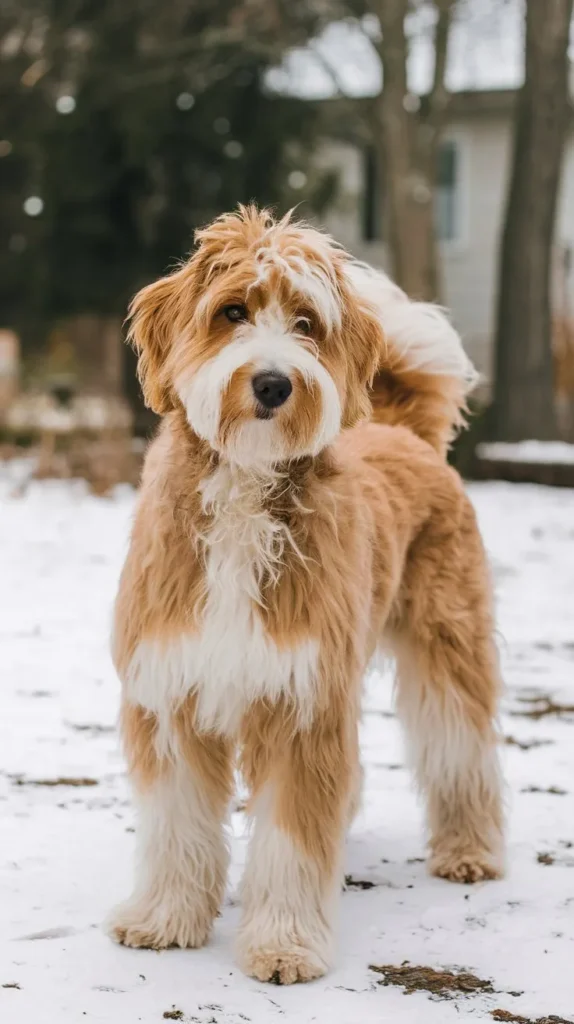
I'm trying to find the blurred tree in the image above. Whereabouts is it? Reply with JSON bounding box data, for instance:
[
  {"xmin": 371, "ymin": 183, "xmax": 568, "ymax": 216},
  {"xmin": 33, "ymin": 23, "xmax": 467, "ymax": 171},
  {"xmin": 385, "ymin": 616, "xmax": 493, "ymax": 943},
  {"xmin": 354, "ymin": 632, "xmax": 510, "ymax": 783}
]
[
  {"xmin": 322, "ymin": 0, "xmax": 459, "ymax": 301},
  {"xmin": 0, "ymin": 0, "xmax": 337, "ymax": 356},
  {"xmin": 491, "ymin": 0, "xmax": 574, "ymax": 441},
  {"xmin": 369, "ymin": 0, "xmax": 456, "ymax": 302}
]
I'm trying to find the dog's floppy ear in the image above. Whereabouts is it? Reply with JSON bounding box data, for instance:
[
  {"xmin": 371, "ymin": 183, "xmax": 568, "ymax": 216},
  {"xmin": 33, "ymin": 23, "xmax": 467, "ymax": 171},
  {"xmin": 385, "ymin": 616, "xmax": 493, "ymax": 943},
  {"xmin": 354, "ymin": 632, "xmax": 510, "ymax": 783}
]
[
  {"xmin": 128, "ymin": 233, "xmax": 218, "ymax": 415},
  {"xmin": 339, "ymin": 284, "xmax": 386, "ymax": 428},
  {"xmin": 127, "ymin": 270, "xmax": 187, "ymax": 415}
]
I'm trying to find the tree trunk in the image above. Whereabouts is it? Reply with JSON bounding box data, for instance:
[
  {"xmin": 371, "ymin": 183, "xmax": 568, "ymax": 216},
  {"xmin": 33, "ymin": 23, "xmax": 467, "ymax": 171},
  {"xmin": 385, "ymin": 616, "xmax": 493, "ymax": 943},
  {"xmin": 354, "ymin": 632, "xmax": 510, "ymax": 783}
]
[
  {"xmin": 373, "ymin": 0, "xmax": 454, "ymax": 302},
  {"xmin": 491, "ymin": 0, "xmax": 573, "ymax": 441}
]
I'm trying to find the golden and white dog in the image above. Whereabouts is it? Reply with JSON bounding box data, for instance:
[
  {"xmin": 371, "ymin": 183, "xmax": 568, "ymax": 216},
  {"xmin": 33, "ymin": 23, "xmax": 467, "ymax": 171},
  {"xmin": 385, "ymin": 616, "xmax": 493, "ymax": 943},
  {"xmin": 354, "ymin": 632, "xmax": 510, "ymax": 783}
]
[{"xmin": 108, "ymin": 206, "xmax": 504, "ymax": 984}]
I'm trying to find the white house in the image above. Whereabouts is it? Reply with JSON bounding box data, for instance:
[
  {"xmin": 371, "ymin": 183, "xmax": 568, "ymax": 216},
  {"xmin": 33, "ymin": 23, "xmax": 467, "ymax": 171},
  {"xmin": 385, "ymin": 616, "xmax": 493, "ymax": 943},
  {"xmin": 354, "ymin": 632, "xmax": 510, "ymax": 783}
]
[
  {"xmin": 270, "ymin": 7, "xmax": 574, "ymax": 387},
  {"xmin": 317, "ymin": 89, "xmax": 574, "ymax": 384}
]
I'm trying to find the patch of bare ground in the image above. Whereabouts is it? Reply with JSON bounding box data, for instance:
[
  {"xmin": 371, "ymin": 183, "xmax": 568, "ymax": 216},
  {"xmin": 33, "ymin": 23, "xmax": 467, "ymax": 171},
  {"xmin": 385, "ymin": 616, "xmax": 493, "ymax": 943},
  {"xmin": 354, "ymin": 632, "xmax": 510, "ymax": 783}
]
[
  {"xmin": 11, "ymin": 775, "xmax": 99, "ymax": 787},
  {"xmin": 537, "ymin": 843, "xmax": 574, "ymax": 867},
  {"xmin": 491, "ymin": 1011, "xmax": 573, "ymax": 1023},
  {"xmin": 369, "ymin": 963, "xmax": 494, "ymax": 998},
  {"xmin": 521, "ymin": 786, "xmax": 567, "ymax": 795},
  {"xmin": 345, "ymin": 876, "xmax": 377, "ymax": 891},
  {"xmin": 66, "ymin": 722, "xmax": 115, "ymax": 735},
  {"xmin": 510, "ymin": 696, "xmax": 574, "ymax": 720},
  {"xmin": 369, "ymin": 964, "xmax": 570, "ymax": 1019},
  {"xmin": 533, "ymin": 641, "xmax": 574, "ymax": 657},
  {"xmin": 538, "ymin": 852, "xmax": 556, "ymax": 865},
  {"xmin": 504, "ymin": 735, "xmax": 554, "ymax": 751}
]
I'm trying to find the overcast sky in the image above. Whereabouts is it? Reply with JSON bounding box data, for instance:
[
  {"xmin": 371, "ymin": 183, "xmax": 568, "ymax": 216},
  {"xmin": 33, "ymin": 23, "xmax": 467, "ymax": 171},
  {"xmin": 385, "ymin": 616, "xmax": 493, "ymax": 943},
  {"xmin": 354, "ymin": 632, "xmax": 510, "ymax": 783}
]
[{"xmin": 267, "ymin": 0, "xmax": 573, "ymax": 100}]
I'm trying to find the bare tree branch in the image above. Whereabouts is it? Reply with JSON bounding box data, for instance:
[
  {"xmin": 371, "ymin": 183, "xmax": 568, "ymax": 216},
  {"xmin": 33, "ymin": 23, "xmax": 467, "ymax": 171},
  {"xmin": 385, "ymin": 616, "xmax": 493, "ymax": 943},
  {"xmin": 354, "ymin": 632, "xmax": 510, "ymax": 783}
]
[
  {"xmin": 428, "ymin": 0, "xmax": 455, "ymax": 126},
  {"xmin": 307, "ymin": 38, "xmax": 349, "ymax": 97},
  {"xmin": 374, "ymin": 0, "xmax": 409, "ymax": 96},
  {"xmin": 367, "ymin": 0, "xmax": 460, "ymax": 300}
]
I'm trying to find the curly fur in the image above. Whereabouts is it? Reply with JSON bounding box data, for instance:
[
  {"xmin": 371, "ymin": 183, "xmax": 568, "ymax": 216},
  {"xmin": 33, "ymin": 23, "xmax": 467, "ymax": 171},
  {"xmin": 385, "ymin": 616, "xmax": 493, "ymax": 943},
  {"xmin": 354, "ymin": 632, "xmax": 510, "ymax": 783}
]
[{"xmin": 108, "ymin": 206, "xmax": 504, "ymax": 984}]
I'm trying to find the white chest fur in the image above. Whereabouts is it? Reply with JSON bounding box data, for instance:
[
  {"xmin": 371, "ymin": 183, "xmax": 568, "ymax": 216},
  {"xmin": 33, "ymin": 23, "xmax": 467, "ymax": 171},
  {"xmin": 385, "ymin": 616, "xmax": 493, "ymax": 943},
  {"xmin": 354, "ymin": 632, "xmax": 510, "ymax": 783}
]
[{"xmin": 126, "ymin": 465, "xmax": 319, "ymax": 736}]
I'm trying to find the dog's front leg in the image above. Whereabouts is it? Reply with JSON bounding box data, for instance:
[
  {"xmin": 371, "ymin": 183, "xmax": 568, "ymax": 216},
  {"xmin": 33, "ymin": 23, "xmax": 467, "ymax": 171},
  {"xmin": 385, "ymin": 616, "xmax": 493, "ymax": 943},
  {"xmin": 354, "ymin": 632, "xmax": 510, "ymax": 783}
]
[
  {"xmin": 236, "ymin": 699, "xmax": 358, "ymax": 984},
  {"xmin": 107, "ymin": 697, "xmax": 233, "ymax": 949}
]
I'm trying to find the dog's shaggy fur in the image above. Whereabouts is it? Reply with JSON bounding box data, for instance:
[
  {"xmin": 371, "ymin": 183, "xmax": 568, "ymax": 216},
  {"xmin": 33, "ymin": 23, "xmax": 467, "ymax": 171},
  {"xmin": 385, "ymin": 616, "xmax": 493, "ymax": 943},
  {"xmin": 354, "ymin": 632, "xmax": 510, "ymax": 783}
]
[{"xmin": 108, "ymin": 207, "xmax": 504, "ymax": 984}]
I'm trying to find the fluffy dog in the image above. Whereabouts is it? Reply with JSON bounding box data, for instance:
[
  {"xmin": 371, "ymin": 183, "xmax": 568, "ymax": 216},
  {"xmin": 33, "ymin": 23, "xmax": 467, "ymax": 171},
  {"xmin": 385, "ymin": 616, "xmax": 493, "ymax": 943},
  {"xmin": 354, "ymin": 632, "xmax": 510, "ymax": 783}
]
[{"xmin": 108, "ymin": 206, "xmax": 504, "ymax": 984}]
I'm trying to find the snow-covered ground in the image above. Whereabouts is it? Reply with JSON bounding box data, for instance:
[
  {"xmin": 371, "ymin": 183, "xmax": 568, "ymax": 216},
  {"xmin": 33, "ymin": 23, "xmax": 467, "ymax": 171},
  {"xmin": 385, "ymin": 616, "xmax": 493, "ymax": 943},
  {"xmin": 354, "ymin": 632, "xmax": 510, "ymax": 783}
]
[
  {"xmin": 1, "ymin": 462, "xmax": 574, "ymax": 1024},
  {"xmin": 478, "ymin": 441, "xmax": 574, "ymax": 465}
]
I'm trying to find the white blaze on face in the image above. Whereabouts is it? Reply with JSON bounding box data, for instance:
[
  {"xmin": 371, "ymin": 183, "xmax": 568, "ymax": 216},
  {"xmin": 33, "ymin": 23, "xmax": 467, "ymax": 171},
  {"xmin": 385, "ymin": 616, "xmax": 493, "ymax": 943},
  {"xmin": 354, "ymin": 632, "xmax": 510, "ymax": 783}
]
[
  {"xmin": 251, "ymin": 243, "xmax": 342, "ymax": 331},
  {"xmin": 176, "ymin": 306, "xmax": 342, "ymax": 468}
]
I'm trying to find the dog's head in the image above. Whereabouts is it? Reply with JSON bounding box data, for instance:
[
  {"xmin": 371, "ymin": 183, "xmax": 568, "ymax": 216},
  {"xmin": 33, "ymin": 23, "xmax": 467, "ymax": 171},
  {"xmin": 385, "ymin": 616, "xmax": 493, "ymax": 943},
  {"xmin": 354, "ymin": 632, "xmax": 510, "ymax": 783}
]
[{"xmin": 129, "ymin": 206, "xmax": 383, "ymax": 468}]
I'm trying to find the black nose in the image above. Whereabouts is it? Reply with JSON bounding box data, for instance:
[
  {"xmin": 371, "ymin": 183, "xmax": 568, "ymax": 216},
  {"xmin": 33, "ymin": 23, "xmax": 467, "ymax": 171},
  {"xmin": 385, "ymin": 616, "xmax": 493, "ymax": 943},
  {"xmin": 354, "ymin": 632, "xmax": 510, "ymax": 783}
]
[{"xmin": 252, "ymin": 372, "xmax": 293, "ymax": 410}]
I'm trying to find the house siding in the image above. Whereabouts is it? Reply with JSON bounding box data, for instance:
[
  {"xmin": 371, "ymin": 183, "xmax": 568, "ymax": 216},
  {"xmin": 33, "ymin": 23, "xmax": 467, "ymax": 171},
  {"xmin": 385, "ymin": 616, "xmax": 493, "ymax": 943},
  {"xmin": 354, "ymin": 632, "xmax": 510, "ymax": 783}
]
[{"xmin": 318, "ymin": 116, "xmax": 574, "ymax": 388}]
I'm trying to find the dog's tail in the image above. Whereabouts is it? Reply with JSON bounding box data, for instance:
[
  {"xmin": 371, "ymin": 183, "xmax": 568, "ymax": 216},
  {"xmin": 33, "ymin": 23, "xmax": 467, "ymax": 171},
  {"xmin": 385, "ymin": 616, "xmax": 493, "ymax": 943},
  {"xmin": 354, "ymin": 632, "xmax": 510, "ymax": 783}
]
[{"xmin": 344, "ymin": 262, "xmax": 478, "ymax": 456}]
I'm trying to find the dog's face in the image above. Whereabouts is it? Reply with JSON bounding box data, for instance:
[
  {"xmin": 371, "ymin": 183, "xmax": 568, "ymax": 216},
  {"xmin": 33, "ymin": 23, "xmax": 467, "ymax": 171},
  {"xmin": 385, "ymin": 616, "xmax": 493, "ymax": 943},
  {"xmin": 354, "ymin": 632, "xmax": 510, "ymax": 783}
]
[{"xmin": 129, "ymin": 207, "xmax": 383, "ymax": 468}]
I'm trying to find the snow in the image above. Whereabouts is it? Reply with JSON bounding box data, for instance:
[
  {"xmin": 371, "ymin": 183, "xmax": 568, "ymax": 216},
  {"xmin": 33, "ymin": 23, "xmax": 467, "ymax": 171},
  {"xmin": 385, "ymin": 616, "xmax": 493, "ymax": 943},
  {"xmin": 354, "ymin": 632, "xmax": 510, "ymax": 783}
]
[
  {"xmin": 2, "ymin": 461, "xmax": 574, "ymax": 1024},
  {"xmin": 478, "ymin": 440, "xmax": 574, "ymax": 465}
]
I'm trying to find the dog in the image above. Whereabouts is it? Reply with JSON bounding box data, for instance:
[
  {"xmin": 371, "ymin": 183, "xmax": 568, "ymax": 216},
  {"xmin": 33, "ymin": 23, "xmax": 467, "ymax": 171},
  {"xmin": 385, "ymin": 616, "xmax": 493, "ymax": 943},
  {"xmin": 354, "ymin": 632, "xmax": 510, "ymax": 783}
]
[{"xmin": 108, "ymin": 206, "xmax": 504, "ymax": 984}]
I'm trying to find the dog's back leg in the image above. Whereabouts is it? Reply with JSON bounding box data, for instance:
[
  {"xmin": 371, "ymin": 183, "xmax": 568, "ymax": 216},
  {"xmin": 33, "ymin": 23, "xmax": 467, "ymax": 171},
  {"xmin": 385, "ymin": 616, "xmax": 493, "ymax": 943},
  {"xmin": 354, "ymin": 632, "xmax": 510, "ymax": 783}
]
[{"xmin": 391, "ymin": 497, "xmax": 505, "ymax": 883}]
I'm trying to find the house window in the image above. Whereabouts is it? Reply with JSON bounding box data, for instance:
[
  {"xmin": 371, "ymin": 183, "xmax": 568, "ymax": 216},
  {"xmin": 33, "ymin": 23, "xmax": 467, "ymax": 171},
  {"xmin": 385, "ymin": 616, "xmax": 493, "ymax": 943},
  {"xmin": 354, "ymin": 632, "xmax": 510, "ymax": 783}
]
[
  {"xmin": 362, "ymin": 146, "xmax": 381, "ymax": 242},
  {"xmin": 362, "ymin": 138, "xmax": 460, "ymax": 243},
  {"xmin": 436, "ymin": 139, "xmax": 459, "ymax": 242}
]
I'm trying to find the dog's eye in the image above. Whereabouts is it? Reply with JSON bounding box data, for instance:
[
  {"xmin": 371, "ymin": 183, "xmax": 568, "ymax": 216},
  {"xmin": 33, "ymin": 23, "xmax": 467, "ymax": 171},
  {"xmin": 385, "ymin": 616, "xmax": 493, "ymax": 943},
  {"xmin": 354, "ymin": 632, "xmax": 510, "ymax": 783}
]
[
  {"xmin": 223, "ymin": 304, "xmax": 248, "ymax": 323},
  {"xmin": 295, "ymin": 317, "xmax": 312, "ymax": 336}
]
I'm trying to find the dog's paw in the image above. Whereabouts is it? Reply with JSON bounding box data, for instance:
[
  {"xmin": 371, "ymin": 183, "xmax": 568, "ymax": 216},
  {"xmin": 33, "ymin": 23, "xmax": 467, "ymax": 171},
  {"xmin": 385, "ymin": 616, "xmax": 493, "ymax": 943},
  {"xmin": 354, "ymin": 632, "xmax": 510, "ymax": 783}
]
[
  {"xmin": 106, "ymin": 896, "xmax": 213, "ymax": 950},
  {"xmin": 240, "ymin": 946, "xmax": 328, "ymax": 985},
  {"xmin": 429, "ymin": 847, "xmax": 504, "ymax": 884}
]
